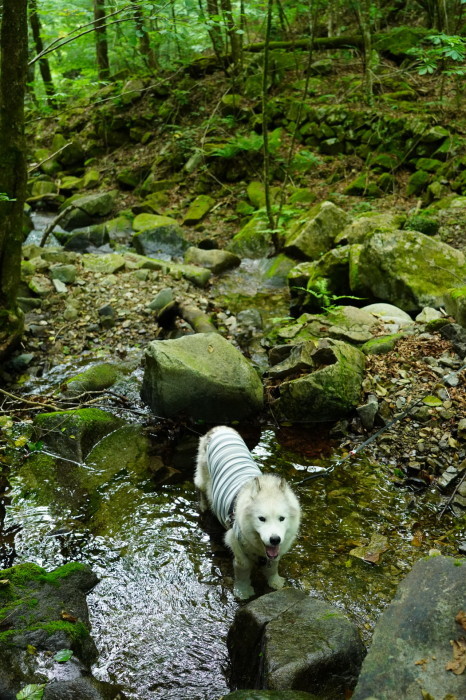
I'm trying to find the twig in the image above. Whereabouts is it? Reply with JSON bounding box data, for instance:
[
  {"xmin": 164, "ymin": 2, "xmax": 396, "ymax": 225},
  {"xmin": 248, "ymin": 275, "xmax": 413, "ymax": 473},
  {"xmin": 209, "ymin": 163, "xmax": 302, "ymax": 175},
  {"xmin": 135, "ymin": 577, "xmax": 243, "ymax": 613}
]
[
  {"xmin": 28, "ymin": 143, "xmax": 71, "ymax": 173},
  {"xmin": 0, "ymin": 388, "xmax": 59, "ymax": 412},
  {"xmin": 438, "ymin": 470, "xmax": 466, "ymax": 519}
]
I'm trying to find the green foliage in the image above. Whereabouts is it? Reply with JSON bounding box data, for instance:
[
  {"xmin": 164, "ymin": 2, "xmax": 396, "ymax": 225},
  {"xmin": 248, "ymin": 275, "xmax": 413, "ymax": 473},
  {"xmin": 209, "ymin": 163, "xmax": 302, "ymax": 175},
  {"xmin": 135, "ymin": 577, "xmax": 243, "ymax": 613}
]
[
  {"xmin": 16, "ymin": 684, "xmax": 46, "ymax": 700},
  {"xmin": 210, "ymin": 128, "xmax": 282, "ymax": 158},
  {"xmin": 407, "ymin": 34, "xmax": 466, "ymax": 76},
  {"xmin": 293, "ymin": 277, "xmax": 363, "ymax": 314},
  {"xmin": 53, "ymin": 648, "xmax": 74, "ymax": 663}
]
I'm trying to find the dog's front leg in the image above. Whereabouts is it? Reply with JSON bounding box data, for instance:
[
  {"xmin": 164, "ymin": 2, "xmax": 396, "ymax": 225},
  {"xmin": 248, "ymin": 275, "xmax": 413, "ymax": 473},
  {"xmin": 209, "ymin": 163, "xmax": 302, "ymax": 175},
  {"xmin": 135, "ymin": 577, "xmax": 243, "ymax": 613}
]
[
  {"xmin": 265, "ymin": 558, "xmax": 285, "ymax": 590},
  {"xmin": 225, "ymin": 530, "xmax": 254, "ymax": 599}
]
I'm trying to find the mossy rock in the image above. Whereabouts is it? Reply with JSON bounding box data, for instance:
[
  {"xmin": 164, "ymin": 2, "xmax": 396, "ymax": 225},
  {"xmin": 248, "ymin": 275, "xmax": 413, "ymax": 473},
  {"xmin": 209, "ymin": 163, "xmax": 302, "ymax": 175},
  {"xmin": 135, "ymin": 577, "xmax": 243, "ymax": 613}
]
[
  {"xmin": 81, "ymin": 252, "xmax": 125, "ymax": 274},
  {"xmin": 344, "ymin": 173, "xmax": 381, "ymax": 197},
  {"xmin": 247, "ymin": 181, "xmax": 267, "ymax": 209},
  {"xmin": 132, "ymin": 213, "xmax": 179, "ymax": 232},
  {"xmin": 444, "ymin": 286, "xmax": 466, "ymax": 327},
  {"xmin": 406, "ymin": 170, "xmax": 431, "ymax": 196},
  {"xmin": 33, "ymin": 408, "xmax": 125, "ymax": 462},
  {"xmin": 223, "ymin": 692, "xmax": 319, "ymax": 700},
  {"xmin": 62, "ymin": 362, "xmax": 124, "ymax": 396},
  {"xmin": 228, "ymin": 214, "xmax": 275, "ymax": 259},
  {"xmin": 361, "ymin": 333, "xmax": 405, "ymax": 355},
  {"xmin": 269, "ymin": 338, "xmax": 365, "ymax": 422},
  {"xmin": 183, "ymin": 194, "xmax": 216, "ymax": 225},
  {"xmin": 374, "ymin": 26, "xmax": 430, "ymax": 58},
  {"xmin": 403, "ymin": 215, "xmax": 439, "ymax": 236}
]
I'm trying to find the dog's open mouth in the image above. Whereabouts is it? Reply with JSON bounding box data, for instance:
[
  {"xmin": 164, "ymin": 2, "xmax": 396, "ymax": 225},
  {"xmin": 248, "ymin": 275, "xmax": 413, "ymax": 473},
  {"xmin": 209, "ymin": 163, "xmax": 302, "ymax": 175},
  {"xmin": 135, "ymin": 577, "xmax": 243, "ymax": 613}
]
[{"xmin": 265, "ymin": 545, "xmax": 280, "ymax": 559}]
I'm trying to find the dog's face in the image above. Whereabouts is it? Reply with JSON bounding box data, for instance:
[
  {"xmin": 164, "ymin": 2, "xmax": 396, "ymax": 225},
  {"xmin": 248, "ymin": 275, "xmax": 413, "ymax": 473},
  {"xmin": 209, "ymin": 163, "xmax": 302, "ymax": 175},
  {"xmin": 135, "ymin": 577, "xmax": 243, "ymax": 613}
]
[{"xmin": 238, "ymin": 476, "xmax": 300, "ymax": 560}]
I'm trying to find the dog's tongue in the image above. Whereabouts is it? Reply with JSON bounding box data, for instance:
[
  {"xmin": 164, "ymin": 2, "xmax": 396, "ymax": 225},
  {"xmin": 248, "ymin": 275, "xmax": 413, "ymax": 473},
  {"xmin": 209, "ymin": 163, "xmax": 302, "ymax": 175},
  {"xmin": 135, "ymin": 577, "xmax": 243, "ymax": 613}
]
[{"xmin": 266, "ymin": 545, "xmax": 280, "ymax": 559}]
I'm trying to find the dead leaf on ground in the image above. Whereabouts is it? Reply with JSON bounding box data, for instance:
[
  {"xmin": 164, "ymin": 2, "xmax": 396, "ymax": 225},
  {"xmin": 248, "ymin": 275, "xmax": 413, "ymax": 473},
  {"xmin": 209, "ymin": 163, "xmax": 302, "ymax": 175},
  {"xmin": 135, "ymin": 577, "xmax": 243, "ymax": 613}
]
[
  {"xmin": 60, "ymin": 610, "xmax": 77, "ymax": 623},
  {"xmin": 445, "ymin": 636, "xmax": 466, "ymax": 675},
  {"xmin": 349, "ymin": 533, "xmax": 389, "ymax": 564},
  {"xmin": 455, "ymin": 610, "xmax": 466, "ymax": 631}
]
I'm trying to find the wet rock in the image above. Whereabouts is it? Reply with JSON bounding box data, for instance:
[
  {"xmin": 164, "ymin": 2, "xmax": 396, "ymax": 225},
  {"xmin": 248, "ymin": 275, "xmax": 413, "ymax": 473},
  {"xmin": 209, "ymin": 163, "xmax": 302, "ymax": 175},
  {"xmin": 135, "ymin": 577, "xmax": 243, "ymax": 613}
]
[
  {"xmin": 357, "ymin": 393, "xmax": 379, "ymax": 429},
  {"xmin": 0, "ymin": 562, "xmax": 122, "ymax": 700},
  {"xmin": 357, "ymin": 231, "xmax": 466, "ymax": 312},
  {"xmin": 33, "ymin": 408, "xmax": 125, "ymax": 462},
  {"xmin": 352, "ymin": 555, "xmax": 466, "ymax": 700},
  {"xmin": 228, "ymin": 589, "xmax": 365, "ymax": 697},
  {"xmin": 141, "ymin": 332, "xmax": 264, "ymax": 421},
  {"xmin": 59, "ymin": 223, "xmax": 110, "ymax": 251},
  {"xmin": 62, "ymin": 362, "xmax": 126, "ymax": 396},
  {"xmin": 268, "ymin": 338, "xmax": 365, "ymax": 423},
  {"xmin": 284, "ymin": 201, "xmax": 350, "ymax": 260},
  {"xmin": 184, "ymin": 246, "xmax": 241, "ymax": 274}
]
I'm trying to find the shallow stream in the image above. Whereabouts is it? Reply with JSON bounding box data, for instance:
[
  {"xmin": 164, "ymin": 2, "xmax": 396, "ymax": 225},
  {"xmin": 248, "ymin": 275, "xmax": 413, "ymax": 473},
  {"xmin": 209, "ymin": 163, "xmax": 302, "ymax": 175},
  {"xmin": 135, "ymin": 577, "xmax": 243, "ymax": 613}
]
[{"xmin": 1, "ymin": 422, "xmax": 458, "ymax": 699}]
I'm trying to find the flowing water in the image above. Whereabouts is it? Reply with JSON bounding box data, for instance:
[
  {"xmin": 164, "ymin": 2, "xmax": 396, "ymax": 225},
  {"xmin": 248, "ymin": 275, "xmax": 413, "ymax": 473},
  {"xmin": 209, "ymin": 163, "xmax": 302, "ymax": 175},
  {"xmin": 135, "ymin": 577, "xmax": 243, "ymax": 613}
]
[{"xmin": 1, "ymin": 421, "xmax": 460, "ymax": 700}]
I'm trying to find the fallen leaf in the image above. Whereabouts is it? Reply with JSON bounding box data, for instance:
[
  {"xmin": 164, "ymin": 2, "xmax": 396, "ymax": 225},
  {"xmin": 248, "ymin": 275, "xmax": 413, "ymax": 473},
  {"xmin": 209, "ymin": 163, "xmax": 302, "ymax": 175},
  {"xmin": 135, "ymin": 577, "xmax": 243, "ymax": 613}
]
[
  {"xmin": 422, "ymin": 395, "xmax": 443, "ymax": 407},
  {"xmin": 349, "ymin": 533, "xmax": 389, "ymax": 564},
  {"xmin": 445, "ymin": 637, "xmax": 466, "ymax": 675},
  {"xmin": 456, "ymin": 610, "xmax": 466, "ymax": 632},
  {"xmin": 60, "ymin": 611, "xmax": 77, "ymax": 623}
]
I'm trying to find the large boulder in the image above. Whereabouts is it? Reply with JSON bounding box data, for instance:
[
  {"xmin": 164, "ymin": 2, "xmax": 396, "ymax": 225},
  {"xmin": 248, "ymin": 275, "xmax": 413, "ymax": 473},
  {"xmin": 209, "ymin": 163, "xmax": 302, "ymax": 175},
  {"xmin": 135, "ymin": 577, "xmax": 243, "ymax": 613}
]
[
  {"xmin": 283, "ymin": 201, "xmax": 350, "ymax": 260},
  {"xmin": 228, "ymin": 589, "xmax": 365, "ymax": 698},
  {"xmin": 356, "ymin": 229, "xmax": 466, "ymax": 311},
  {"xmin": 140, "ymin": 332, "xmax": 264, "ymax": 421},
  {"xmin": 268, "ymin": 338, "xmax": 365, "ymax": 422},
  {"xmin": 353, "ymin": 555, "xmax": 466, "ymax": 700}
]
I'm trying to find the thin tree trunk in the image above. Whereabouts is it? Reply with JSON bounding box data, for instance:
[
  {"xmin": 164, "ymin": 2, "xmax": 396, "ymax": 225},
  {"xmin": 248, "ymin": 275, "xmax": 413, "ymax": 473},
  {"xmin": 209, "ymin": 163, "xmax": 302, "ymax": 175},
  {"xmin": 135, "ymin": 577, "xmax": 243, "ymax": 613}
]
[
  {"xmin": 29, "ymin": 0, "xmax": 57, "ymax": 108},
  {"xmin": 220, "ymin": 0, "xmax": 241, "ymax": 65},
  {"xmin": 93, "ymin": 0, "xmax": 110, "ymax": 81},
  {"xmin": 262, "ymin": 0, "xmax": 276, "ymax": 247},
  {"xmin": 0, "ymin": 0, "xmax": 28, "ymax": 357},
  {"xmin": 130, "ymin": 0, "xmax": 157, "ymax": 69},
  {"xmin": 204, "ymin": 0, "xmax": 224, "ymax": 59}
]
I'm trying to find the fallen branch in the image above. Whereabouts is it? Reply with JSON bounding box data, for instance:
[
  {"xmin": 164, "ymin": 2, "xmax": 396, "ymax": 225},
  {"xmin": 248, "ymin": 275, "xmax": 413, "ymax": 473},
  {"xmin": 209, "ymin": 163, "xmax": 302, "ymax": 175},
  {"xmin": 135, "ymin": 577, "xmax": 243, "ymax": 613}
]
[{"xmin": 0, "ymin": 387, "xmax": 59, "ymax": 412}]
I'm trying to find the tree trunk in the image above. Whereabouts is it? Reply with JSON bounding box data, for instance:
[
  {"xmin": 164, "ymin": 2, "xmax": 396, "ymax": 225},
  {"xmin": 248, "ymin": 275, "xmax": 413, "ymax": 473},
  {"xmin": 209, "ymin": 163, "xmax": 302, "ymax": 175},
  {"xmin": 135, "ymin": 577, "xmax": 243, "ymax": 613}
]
[
  {"xmin": 205, "ymin": 0, "xmax": 224, "ymax": 59},
  {"xmin": 220, "ymin": 0, "xmax": 241, "ymax": 65},
  {"xmin": 130, "ymin": 0, "xmax": 157, "ymax": 70},
  {"xmin": 93, "ymin": 0, "xmax": 110, "ymax": 81},
  {"xmin": 0, "ymin": 0, "xmax": 28, "ymax": 358},
  {"xmin": 29, "ymin": 0, "xmax": 57, "ymax": 108}
]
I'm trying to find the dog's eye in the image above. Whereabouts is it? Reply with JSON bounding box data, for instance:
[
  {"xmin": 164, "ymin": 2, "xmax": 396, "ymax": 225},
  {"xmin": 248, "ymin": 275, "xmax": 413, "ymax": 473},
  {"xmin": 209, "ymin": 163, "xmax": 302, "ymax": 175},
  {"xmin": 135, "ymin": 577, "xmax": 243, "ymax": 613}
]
[
  {"xmin": 279, "ymin": 516, "xmax": 285, "ymax": 521},
  {"xmin": 258, "ymin": 516, "xmax": 266, "ymax": 522}
]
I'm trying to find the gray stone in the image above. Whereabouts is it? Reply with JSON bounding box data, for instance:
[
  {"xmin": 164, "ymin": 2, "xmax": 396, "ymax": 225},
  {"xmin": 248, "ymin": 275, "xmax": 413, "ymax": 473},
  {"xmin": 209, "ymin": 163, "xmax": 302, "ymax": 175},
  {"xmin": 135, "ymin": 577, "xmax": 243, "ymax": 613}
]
[
  {"xmin": 140, "ymin": 332, "xmax": 264, "ymax": 421},
  {"xmin": 352, "ymin": 555, "xmax": 466, "ymax": 700},
  {"xmin": 415, "ymin": 306, "xmax": 443, "ymax": 323},
  {"xmin": 132, "ymin": 225, "xmax": 189, "ymax": 259},
  {"xmin": 50, "ymin": 263, "xmax": 77, "ymax": 284},
  {"xmin": 228, "ymin": 589, "xmax": 365, "ymax": 697},
  {"xmin": 59, "ymin": 191, "xmax": 117, "ymax": 231},
  {"xmin": 228, "ymin": 215, "xmax": 275, "ymax": 259},
  {"xmin": 184, "ymin": 246, "xmax": 241, "ymax": 274},
  {"xmin": 148, "ymin": 287, "xmax": 175, "ymax": 311}
]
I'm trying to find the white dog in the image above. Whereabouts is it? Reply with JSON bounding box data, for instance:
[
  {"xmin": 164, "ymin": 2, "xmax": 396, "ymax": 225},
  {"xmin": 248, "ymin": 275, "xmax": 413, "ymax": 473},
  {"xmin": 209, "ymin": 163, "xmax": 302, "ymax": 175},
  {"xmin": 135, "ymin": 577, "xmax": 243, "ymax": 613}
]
[{"xmin": 194, "ymin": 425, "xmax": 301, "ymax": 599}]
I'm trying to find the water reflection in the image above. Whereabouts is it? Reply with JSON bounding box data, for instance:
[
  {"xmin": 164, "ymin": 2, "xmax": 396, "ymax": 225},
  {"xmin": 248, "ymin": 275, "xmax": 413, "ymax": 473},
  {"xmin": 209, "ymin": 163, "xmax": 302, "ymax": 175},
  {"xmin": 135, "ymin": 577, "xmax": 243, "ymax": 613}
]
[{"xmin": 1, "ymin": 426, "xmax": 459, "ymax": 699}]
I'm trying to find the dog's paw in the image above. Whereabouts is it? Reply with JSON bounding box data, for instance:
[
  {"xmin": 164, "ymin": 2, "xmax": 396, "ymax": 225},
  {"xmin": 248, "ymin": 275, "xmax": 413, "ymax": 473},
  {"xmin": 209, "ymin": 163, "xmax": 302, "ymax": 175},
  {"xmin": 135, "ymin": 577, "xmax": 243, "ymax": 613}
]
[
  {"xmin": 234, "ymin": 583, "xmax": 255, "ymax": 600},
  {"xmin": 267, "ymin": 574, "xmax": 285, "ymax": 590}
]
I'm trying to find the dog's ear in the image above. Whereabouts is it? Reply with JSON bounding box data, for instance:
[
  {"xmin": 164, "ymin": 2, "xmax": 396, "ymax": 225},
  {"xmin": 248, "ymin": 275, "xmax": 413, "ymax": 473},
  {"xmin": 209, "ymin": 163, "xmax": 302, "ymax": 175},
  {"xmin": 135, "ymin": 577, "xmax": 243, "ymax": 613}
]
[
  {"xmin": 279, "ymin": 477, "xmax": 287, "ymax": 491},
  {"xmin": 252, "ymin": 477, "xmax": 261, "ymax": 494}
]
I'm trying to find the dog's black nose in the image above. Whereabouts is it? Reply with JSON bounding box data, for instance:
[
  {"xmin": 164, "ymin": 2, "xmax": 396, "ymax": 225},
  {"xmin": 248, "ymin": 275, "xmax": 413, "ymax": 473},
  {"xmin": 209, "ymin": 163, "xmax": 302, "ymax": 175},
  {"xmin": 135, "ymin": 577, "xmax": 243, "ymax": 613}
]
[{"xmin": 270, "ymin": 535, "xmax": 281, "ymax": 546}]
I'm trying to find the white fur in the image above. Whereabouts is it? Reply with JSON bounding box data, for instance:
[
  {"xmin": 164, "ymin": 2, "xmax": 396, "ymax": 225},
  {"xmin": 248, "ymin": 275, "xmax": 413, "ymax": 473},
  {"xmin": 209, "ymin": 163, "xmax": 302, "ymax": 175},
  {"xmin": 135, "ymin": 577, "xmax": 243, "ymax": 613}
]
[{"xmin": 195, "ymin": 426, "xmax": 301, "ymax": 599}]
